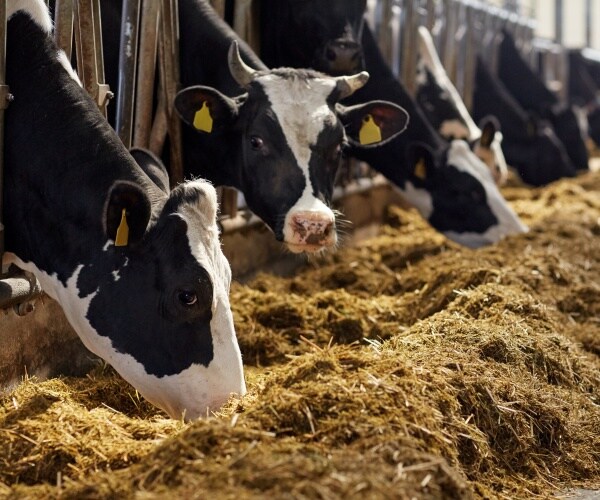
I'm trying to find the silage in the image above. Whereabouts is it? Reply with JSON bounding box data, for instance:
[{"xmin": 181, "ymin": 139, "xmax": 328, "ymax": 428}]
[{"xmin": 1, "ymin": 170, "xmax": 599, "ymax": 499}]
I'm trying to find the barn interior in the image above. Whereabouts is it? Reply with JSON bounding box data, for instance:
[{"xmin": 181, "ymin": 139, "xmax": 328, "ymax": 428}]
[{"xmin": 1, "ymin": 0, "xmax": 600, "ymax": 498}]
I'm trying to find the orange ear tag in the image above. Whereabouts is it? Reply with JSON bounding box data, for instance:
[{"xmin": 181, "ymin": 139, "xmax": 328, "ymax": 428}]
[
  {"xmin": 414, "ymin": 158, "xmax": 427, "ymax": 180},
  {"xmin": 359, "ymin": 114, "xmax": 382, "ymax": 145},
  {"xmin": 114, "ymin": 208, "xmax": 129, "ymax": 247},
  {"xmin": 193, "ymin": 101, "xmax": 213, "ymax": 133}
]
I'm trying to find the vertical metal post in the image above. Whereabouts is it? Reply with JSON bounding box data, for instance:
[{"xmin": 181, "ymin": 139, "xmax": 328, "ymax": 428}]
[
  {"xmin": 74, "ymin": 0, "xmax": 111, "ymax": 117},
  {"xmin": 54, "ymin": 0, "xmax": 74, "ymax": 60},
  {"xmin": 0, "ymin": 1, "xmax": 7, "ymax": 262},
  {"xmin": 555, "ymin": 0, "xmax": 563, "ymax": 45},
  {"xmin": 158, "ymin": 0, "xmax": 184, "ymax": 185},
  {"xmin": 400, "ymin": 0, "xmax": 418, "ymax": 95},
  {"xmin": 116, "ymin": 0, "xmax": 141, "ymax": 149},
  {"xmin": 133, "ymin": 1, "xmax": 159, "ymax": 148},
  {"xmin": 585, "ymin": 0, "xmax": 592, "ymax": 48},
  {"xmin": 462, "ymin": 2, "xmax": 476, "ymax": 112},
  {"xmin": 426, "ymin": 0, "xmax": 436, "ymax": 32}
]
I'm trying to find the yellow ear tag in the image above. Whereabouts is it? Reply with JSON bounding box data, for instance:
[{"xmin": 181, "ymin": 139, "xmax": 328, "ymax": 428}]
[
  {"xmin": 114, "ymin": 208, "xmax": 129, "ymax": 247},
  {"xmin": 359, "ymin": 114, "xmax": 382, "ymax": 145},
  {"xmin": 414, "ymin": 158, "xmax": 427, "ymax": 180},
  {"xmin": 193, "ymin": 101, "xmax": 213, "ymax": 133}
]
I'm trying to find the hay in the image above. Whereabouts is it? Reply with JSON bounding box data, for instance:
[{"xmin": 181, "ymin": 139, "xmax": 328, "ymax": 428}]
[{"xmin": 1, "ymin": 170, "xmax": 600, "ymax": 499}]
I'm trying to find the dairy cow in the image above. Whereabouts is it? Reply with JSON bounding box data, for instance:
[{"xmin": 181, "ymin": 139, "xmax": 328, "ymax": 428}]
[
  {"xmin": 4, "ymin": 0, "xmax": 245, "ymax": 421},
  {"xmin": 497, "ymin": 30, "xmax": 589, "ymax": 171},
  {"xmin": 253, "ymin": 3, "xmax": 526, "ymax": 248},
  {"xmin": 567, "ymin": 49, "xmax": 600, "ymax": 147},
  {"xmin": 68, "ymin": 0, "xmax": 409, "ymax": 254},
  {"xmin": 415, "ymin": 26, "xmax": 508, "ymax": 185},
  {"xmin": 473, "ymin": 56, "xmax": 576, "ymax": 186}
]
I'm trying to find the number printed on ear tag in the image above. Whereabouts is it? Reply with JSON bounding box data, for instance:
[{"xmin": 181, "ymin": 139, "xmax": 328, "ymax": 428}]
[
  {"xmin": 359, "ymin": 114, "xmax": 382, "ymax": 145},
  {"xmin": 193, "ymin": 101, "xmax": 213, "ymax": 133}
]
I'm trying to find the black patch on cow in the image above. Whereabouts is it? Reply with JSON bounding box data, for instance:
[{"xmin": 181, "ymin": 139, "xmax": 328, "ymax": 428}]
[
  {"xmin": 416, "ymin": 63, "xmax": 469, "ymax": 139},
  {"xmin": 85, "ymin": 214, "xmax": 215, "ymax": 377}
]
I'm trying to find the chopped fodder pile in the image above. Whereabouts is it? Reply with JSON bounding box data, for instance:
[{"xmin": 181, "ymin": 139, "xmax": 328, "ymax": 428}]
[{"xmin": 1, "ymin": 171, "xmax": 600, "ymax": 499}]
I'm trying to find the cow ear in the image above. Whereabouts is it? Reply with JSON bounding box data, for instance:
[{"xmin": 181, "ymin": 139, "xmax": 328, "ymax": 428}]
[
  {"xmin": 478, "ymin": 116, "xmax": 500, "ymax": 148},
  {"xmin": 337, "ymin": 100, "xmax": 409, "ymax": 148},
  {"xmin": 406, "ymin": 142, "xmax": 436, "ymax": 182},
  {"xmin": 174, "ymin": 85, "xmax": 242, "ymax": 134},
  {"xmin": 104, "ymin": 181, "xmax": 152, "ymax": 248}
]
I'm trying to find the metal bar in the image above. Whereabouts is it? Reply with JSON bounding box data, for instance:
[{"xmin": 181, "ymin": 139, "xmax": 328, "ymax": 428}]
[
  {"xmin": 555, "ymin": 0, "xmax": 563, "ymax": 45},
  {"xmin": 54, "ymin": 0, "xmax": 74, "ymax": 59},
  {"xmin": 462, "ymin": 2, "xmax": 476, "ymax": 112},
  {"xmin": 400, "ymin": 0, "xmax": 418, "ymax": 94},
  {"xmin": 0, "ymin": 273, "xmax": 42, "ymax": 312},
  {"xmin": 585, "ymin": 0, "xmax": 592, "ymax": 48},
  {"xmin": 0, "ymin": 0, "xmax": 7, "ymax": 262},
  {"xmin": 158, "ymin": 0, "xmax": 184, "ymax": 185},
  {"xmin": 74, "ymin": 0, "xmax": 111, "ymax": 117},
  {"xmin": 116, "ymin": 0, "xmax": 141, "ymax": 149},
  {"xmin": 133, "ymin": 0, "xmax": 159, "ymax": 148}
]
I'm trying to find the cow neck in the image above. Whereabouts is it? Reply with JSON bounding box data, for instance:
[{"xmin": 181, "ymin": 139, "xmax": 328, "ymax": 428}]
[
  {"xmin": 342, "ymin": 24, "xmax": 445, "ymax": 184},
  {"xmin": 177, "ymin": 0, "xmax": 268, "ymax": 188},
  {"xmin": 4, "ymin": 13, "xmax": 161, "ymax": 284}
]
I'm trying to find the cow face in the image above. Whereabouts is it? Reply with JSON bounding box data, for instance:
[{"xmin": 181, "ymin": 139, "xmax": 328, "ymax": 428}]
[
  {"xmin": 176, "ymin": 42, "xmax": 409, "ymax": 253},
  {"xmin": 541, "ymin": 104, "xmax": 589, "ymax": 171},
  {"xmin": 275, "ymin": 0, "xmax": 367, "ymax": 75},
  {"xmin": 472, "ymin": 117, "xmax": 508, "ymax": 186},
  {"xmin": 396, "ymin": 141, "xmax": 527, "ymax": 248},
  {"xmin": 502, "ymin": 116, "xmax": 577, "ymax": 186}
]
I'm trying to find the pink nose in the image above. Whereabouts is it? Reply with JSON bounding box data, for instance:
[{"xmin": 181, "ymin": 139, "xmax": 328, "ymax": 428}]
[{"xmin": 289, "ymin": 211, "xmax": 335, "ymax": 246}]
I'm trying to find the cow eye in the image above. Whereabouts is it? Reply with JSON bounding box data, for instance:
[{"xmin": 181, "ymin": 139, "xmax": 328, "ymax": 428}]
[
  {"xmin": 250, "ymin": 135, "xmax": 264, "ymax": 150},
  {"xmin": 178, "ymin": 290, "xmax": 198, "ymax": 307}
]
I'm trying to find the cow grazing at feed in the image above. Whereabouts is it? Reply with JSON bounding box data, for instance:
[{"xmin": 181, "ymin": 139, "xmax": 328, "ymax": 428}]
[
  {"xmin": 253, "ymin": 3, "xmax": 527, "ymax": 248},
  {"xmin": 415, "ymin": 26, "xmax": 508, "ymax": 185},
  {"xmin": 473, "ymin": 56, "xmax": 577, "ymax": 187},
  {"xmin": 68, "ymin": 0, "xmax": 409, "ymax": 255},
  {"xmin": 567, "ymin": 49, "xmax": 600, "ymax": 147},
  {"xmin": 497, "ymin": 30, "xmax": 589, "ymax": 172},
  {"xmin": 4, "ymin": 0, "xmax": 245, "ymax": 421}
]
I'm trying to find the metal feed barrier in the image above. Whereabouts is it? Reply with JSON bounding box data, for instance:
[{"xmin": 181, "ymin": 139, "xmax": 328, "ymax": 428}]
[{"xmin": 0, "ymin": 0, "xmax": 596, "ymax": 310}]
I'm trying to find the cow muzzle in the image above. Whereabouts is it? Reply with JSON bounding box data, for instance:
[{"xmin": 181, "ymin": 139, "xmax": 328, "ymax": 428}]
[{"xmin": 284, "ymin": 210, "xmax": 337, "ymax": 253}]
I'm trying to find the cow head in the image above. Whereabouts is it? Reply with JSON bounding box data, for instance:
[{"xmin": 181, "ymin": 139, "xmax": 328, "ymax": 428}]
[
  {"xmin": 396, "ymin": 141, "xmax": 527, "ymax": 248},
  {"xmin": 270, "ymin": 0, "xmax": 367, "ymax": 75},
  {"xmin": 501, "ymin": 115, "xmax": 577, "ymax": 186},
  {"xmin": 82, "ymin": 154, "xmax": 245, "ymax": 421},
  {"xmin": 472, "ymin": 117, "xmax": 508, "ymax": 186},
  {"xmin": 175, "ymin": 42, "xmax": 409, "ymax": 254},
  {"xmin": 540, "ymin": 104, "xmax": 589, "ymax": 171}
]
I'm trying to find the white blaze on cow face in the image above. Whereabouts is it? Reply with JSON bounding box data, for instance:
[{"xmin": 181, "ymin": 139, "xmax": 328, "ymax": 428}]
[
  {"xmin": 444, "ymin": 140, "xmax": 527, "ymax": 246},
  {"xmin": 257, "ymin": 74, "xmax": 338, "ymax": 253}
]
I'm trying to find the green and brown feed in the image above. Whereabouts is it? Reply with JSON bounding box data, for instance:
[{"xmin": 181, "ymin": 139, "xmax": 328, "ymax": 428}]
[{"xmin": 1, "ymin": 170, "xmax": 600, "ymax": 499}]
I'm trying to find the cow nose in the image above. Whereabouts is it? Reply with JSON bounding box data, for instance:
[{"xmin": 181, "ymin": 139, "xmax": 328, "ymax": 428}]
[
  {"xmin": 323, "ymin": 40, "xmax": 362, "ymax": 74},
  {"xmin": 286, "ymin": 210, "xmax": 336, "ymax": 251}
]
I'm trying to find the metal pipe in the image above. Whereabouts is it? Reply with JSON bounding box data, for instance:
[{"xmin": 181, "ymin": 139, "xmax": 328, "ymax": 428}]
[
  {"xmin": 555, "ymin": 0, "xmax": 563, "ymax": 45},
  {"xmin": 158, "ymin": 0, "xmax": 184, "ymax": 185},
  {"xmin": 0, "ymin": 273, "xmax": 42, "ymax": 312},
  {"xmin": 400, "ymin": 0, "xmax": 418, "ymax": 94},
  {"xmin": 54, "ymin": 0, "xmax": 74, "ymax": 59},
  {"xmin": 133, "ymin": 0, "xmax": 159, "ymax": 148},
  {"xmin": 585, "ymin": 0, "xmax": 592, "ymax": 48},
  {"xmin": 0, "ymin": 0, "xmax": 7, "ymax": 262},
  {"xmin": 116, "ymin": 0, "xmax": 141, "ymax": 149}
]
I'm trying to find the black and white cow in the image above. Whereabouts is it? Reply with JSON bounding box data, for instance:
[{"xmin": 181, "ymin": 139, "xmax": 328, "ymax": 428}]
[
  {"xmin": 415, "ymin": 26, "xmax": 508, "ymax": 185},
  {"xmin": 4, "ymin": 0, "xmax": 245, "ymax": 421},
  {"xmin": 79, "ymin": 0, "xmax": 409, "ymax": 254},
  {"xmin": 253, "ymin": 4, "xmax": 526, "ymax": 248},
  {"xmin": 473, "ymin": 56, "xmax": 576, "ymax": 187},
  {"xmin": 497, "ymin": 30, "xmax": 589, "ymax": 172},
  {"xmin": 568, "ymin": 49, "xmax": 600, "ymax": 147},
  {"xmin": 256, "ymin": 0, "xmax": 367, "ymax": 76}
]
